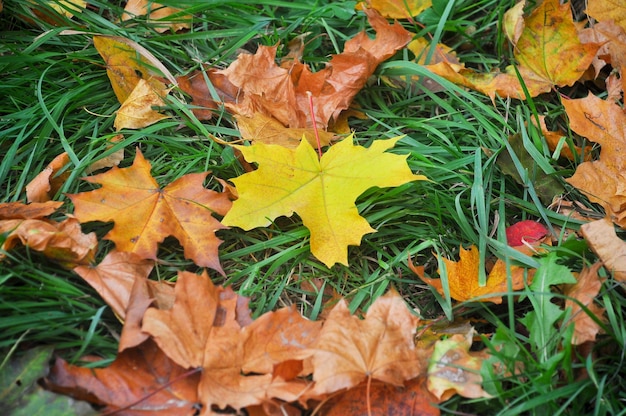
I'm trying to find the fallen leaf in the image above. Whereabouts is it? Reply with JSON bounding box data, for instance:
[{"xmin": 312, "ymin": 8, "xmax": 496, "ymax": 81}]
[
  {"xmin": 93, "ymin": 36, "xmax": 155, "ymax": 104},
  {"xmin": 44, "ymin": 340, "xmax": 200, "ymax": 415},
  {"xmin": 68, "ymin": 148, "xmax": 232, "ymax": 273},
  {"xmin": 357, "ymin": 0, "xmax": 432, "ymax": 19},
  {"xmin": 587, "ymin": 1, "xmax": 626, "ymax": 34},
  {"xmin": 114, "ymin": 77, "xmax": 170, "ymax": 130},
  {"xmin": 564, "ymin": 262, "xmax": 606, "ymax": 345},
  {"xmin": 122, "ymin": 0, "xmax": 190, "ymax": 33},
  {"xmin": 84, "ymin": 134, "xmax": 125, "ymax": 174},
  {"xmin": 235, "ymin": 113, "xmax": 335, "ymax": 149},
  {"xmin": 72, "ymin": 250, "xmax": 172, "ymax": 351},
  {"xmin": 242, "ymin": 306, "xmax": 321, "ymax": 374},
  {"xmin": 0, "ymin": 217, "xmax": 97, "ymax": 268},
  {"xmin": 320, "ymin": 377, "xmax": 440, "ymax": 416},
  {"xmin": 410, "ymin": 245, "xmax": 530, "ymax": 304},
  {"xmin": 219, "ymin": 9, "xmax": 411, "ymax": 130},
  {"xmin": 427, "ymin": 331, "xmax": 490, "ymax": 401},
  {"xmin": 424, "ymin": 0, "xmax": 600, "ymax": 100},
  {"xmin": 26, "ymin": 152, "xmax": 71, "ymax": 203},
  {"xmin": 311, "ymin": 289, "xmax": 427, "ymax": 395},
  {"xmin": 176, "ymin": 67, "xmax": 238, "ymax": 120},
  {"xmin": 514, "ymin": 0, "xmax": 598, "ymax": 87},
  {"xmin": 142, "ymin": 270, "xmax": 221, "ymax": 369},
  {"xmin": 222, "ymin": 135, "xmax": 426, "ymax": 267},
  {"xmin": 503, "ymin": 0, "xmax": 525, "ymax": 46},
  {"xmin": 563, "ymin": 93, "xmax": 626, "ymax": 227},
  {"xmin": 0, "ymin": 201, "xmax": 62, "ymax": 220},
  {"xmin": 581, "ymin": 218, "xmax": 626, "ymax": 283},
  {"xmin": 535, "ymin": 115, "xmax": 589, "ymax": 162},
  {"xmin": 496, "ymin": 131, "xmax": 565, "ymax": 204}
]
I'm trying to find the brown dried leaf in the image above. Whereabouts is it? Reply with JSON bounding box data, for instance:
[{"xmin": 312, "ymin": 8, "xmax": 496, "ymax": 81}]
[
  {"xmin": 44, "ymin": 340, "xmax": 200, "ymax": 415},
  {"xmin": 581, "ymin": 218, "xmax": 626, "ymax": 283},
  {"xmin": 311, "ymin": 289, "xmax": 426, "ymax": 395},
  {"xmin": 26, "ymin": 152, "xmax": 71, "ymax": 203},
  {"xmin": 564, "ymin": 262, "xmax": 606, "ymax": 345}
]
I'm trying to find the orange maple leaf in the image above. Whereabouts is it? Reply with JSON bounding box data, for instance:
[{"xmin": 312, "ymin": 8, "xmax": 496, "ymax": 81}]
[
  {"xmin": 563, "ymin": 93, "xmax": 626, "ymax": 227},
  {"xmin": 581, "ymin": 218, "xmax": 626, "ymax": 283},
  {"xmin": 311, "ymin": 289, "xmax": 428, "ymax": 395},
  {"xmin": 357, "ymin": 0, "xmax": 432, "ymax": 19},
  {"xmin": 68, "ymin": 149, "xmax": 232, "ymax": 273},
  {"xmin": 410, "ymin": 245, "xmax": 530, "ymax": 304}
]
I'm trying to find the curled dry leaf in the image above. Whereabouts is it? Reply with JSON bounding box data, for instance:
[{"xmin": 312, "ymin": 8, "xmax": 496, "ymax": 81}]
[
  {"xmin": 25, "ymin": 152, "xmax": 71, "ymax": 203},
  {"xmin": 564, "ymin": 262, "xmax": 606, "ymax": 345},
  {"xmin": 581, "ymin": 218, "xmax": 626, "ymax": 283},
  {"xmin": 68, "ymin": 148, "xmax": 232, "ymax": 273},
  {"xmin": 0, "ymin": 216, "xmax": 97, "ymax": 268},
  {"xmin": 410, "ymin": 245, "xmax": 531, "ymax": 304},
  {"xmin": 0, "ymin": 201, "xmax": 62, "ymax": 220},
  {"xmin": 44, "ymin": 339, "xmax": 200, "ymax": 415},
  {"xmin": 311, "ymin": 289, "xmax": 427, "ymax": 395}
]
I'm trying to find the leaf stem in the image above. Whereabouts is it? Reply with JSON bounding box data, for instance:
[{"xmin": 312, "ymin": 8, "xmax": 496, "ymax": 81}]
[{"xmin": 306, "ymin": 91, "xmax": 323, "ymax": 158}]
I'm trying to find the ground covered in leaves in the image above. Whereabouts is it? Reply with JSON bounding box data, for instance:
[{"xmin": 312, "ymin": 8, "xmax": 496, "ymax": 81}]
[{"xmin": 1, "ymin": 0, "xmax": 626, "ymax": 415}]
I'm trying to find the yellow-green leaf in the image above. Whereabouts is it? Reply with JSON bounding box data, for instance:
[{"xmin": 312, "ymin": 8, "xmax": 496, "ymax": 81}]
[{"xmin": 222, "ymin": 135, "xmax": 427, "ymax": 267}]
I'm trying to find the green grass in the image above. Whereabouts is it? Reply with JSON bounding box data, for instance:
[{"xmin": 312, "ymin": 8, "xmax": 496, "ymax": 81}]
[{"xmin": 1, "ymin": 0, "xmax": 625, "ymax": 414}]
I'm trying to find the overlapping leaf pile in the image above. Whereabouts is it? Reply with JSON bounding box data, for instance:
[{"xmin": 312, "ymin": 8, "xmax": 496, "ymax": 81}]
[
  {"xmin": 43, "ymin": 267, "xmax": 486, "ymax": 415},
  {"xmin": 5, "ymin": 0, "xmax": 626, "ymax": 412}
]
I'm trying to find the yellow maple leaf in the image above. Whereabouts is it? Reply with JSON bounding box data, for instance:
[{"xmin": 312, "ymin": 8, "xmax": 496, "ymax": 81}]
[
  {"xmin": 222, "ymin": 135, "xmax": 427, "ymax": 267},
  {"xmin": 357, "ymin": 0, "xmax": 432, "ymax": 19},
  {"xmin": 410, "ymin": 245, "xmax": 530, "ymax": 304}
]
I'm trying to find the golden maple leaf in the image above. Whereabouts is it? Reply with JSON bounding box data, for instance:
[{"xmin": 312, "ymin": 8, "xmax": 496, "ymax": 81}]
[
  {"xmin": 221, "ymin": 135, "xmax": 427, "ymax": 267},
  {"xmin": 410, "ymin": 245, "xmax": 530, "ymax": 304}
]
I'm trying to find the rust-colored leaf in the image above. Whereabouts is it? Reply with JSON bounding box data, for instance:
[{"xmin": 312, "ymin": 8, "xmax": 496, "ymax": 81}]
[
  {"xmin": 320, "ymin": 377, "xmax": 440, "ymax": 416},
  {"xmin": 311, "ymin": 289, "xmax": 427, "ymax": 395},
  {"xmin": 142, "ymin": 270, "xmax": 221, "ymax": 369},
  {"xmin": 0, "ymin": 201, "xmax": 62, "ymax": 220},
  {"xmin": 176, "ymin": 67, "xmax": 238, "ymax": 121},
  {"xmin": 44, "ymin": 340, "xmax": 200, "ymax": 415},
  {"xmin": 242, "ymin": 306, "xmax": 321, "ymax": 374},
  {"xmin": 219, "ymin": 9, "xmax": 411, "ymax": 130},
  {"xmin": 68, "ymin": 149, "xmax": 232, "ymax": 273}
]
